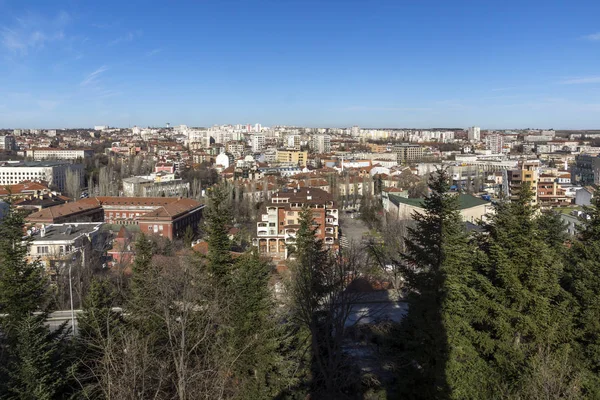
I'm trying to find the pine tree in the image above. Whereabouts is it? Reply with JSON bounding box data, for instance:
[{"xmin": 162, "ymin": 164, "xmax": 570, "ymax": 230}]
[
  {"xmin": 398, "ymin": 169, "xmax": 489, "ymax": 399},
  {"xmin": 477, "ymin": 183, "xmax": 577, "ymax": 395},
  {"xmin": 5, "ymin": 314, "xmax": 70, "ymax": 400},
  {"xmin": 75, "ymin": 278, "xmax": 123, "ymax": 398},
  {"xmin": 0, "ymin": 205, "xmax": 48, "ymax": 321},
  {"xmin": 228, "ymin": 252, "xmax": 288, "ymax": 399},
  {"xmin": 0, "ymin": 204, "xmax": 74, "ymax": 398},
  {"xmin": 204, "ymin": 183, "xmax": 233, "ymax": 280},
  {"xmin": 564, "ymin": 194, "xmax": 600, "ymax": 395}
]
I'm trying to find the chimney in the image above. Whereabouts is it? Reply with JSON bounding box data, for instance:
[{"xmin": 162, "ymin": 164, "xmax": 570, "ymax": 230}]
[{"xmin": 40, "ymin": 224, "xmax": 46, "ymax": 238}]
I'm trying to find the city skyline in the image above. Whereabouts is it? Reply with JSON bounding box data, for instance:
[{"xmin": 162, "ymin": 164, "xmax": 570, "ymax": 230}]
[{"xmin": 1, "ymin": 0, "xmax": 600, "ymax": 129}]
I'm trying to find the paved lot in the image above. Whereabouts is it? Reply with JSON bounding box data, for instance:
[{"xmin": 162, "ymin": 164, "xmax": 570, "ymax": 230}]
[{"xmin": 339, "ymin": 213, "xmax": 371, "ymax": 246}]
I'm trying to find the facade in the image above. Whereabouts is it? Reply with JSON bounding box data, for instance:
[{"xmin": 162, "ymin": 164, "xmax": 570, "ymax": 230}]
[
  {"xmin": 253, "ymin": 188, "xmax": 339, "ymax": 260},
  {"xmin": 392, "ymin": 144, "xmax": 423, "ymax": 163},
  {"xmin": 25, "ymin": 148, "xmax": 94, "ymax": 160},
  {"xmin": 0, "ymin": 161, "xmax": 84, "ymax": 192},
  {"xmin": 251, "ymin": 134, "xmax": 265, "ymax": 153},
  {"xmin": 468, "ymin": 126, "xmax": 481, "ymax": 142},
  {"xmin": 572, "ymin": 154, "xmax": 600, "ymax": 185},
  {"xmin": 386, "ymin": 193, "xmax": 492, "ymax": 223},
  {"xmin": 0, "ymin": 135, "xmax": 16, "ymax": 151},
  {"xmin": 276, "ymin": 150, "xmax": 308, "ymax": 167},
  {"xmin": 26, "ymin": 222, "xmax": 107, "ymax": 273},
  {"xmin": 485, "ymin": 134, "xmax": 504, "ymax": 153},
  {"xmin": 537, "ymin": 174, "xmax": 570, "ymax": 208},
  {"xmin": 312, "ymin": 134, "xmax": 331, "ymax": 154},
  {"xmin": 508, "ymin": 160, "xmax": 540, "ymax": 205},
  {"xmin": 122, "ymin": 176, "xmax": 190, "ymax": 197},
  {"xmin": 27, "ymin": 197, "xmax": 204, "ymax": 240}
]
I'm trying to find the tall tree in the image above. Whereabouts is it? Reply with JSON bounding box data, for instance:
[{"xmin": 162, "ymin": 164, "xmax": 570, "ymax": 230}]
[
  {"xmin": 398, "ymin": 169, "xmax": 489, "ymax": 399},
  {"xmin": 204, "ymin": 183, "xmax": 233, "ymax": 280},
  {"xmin": 0, "ymin": 204, "xmax": 74, "ymax": 398},
  {"xmin": 564, "ymin": 194, "xmax": 600, "ymax": 396},
  {"xmin": 477, "ymin": 183, "xmax": 578, "ymax": 396}
]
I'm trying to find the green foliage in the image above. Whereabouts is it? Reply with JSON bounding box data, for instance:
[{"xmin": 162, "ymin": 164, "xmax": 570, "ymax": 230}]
[
  {"xmin": 205, "ymin": 183, "xmax": 233, "ymax": 280},
  {"xmin": 4, "ymin": 314, "xmax": 71, "ymax": 400},
  {"xmin": 398, "ymin": 168, "xmax": 490, "ymax": 399},
  {"xmin": 564, "ymin": 195, "xmax": 600, "ymax": 395},
  {"xmin": 475, "ymin": 183, "xmax": 577, "ymax": 395},
  {"xmin": 0, "ymin": 206, "xmax": 49, "ymax": 321}
]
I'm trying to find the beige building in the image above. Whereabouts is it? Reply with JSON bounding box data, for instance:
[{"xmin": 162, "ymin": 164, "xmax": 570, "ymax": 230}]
[
  {"xmin": 386, "ymin": 193, "xmax": 492, "ymax": 223},
  {"xmin": 276, "ymin": 150, "xmax": 308, "ymax": 167}
]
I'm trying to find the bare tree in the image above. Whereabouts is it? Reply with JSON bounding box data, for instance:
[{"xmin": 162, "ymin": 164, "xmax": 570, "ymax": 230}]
[{"xmin": 66, "ymin": 168, "xmax": 82, "ymax": 200}]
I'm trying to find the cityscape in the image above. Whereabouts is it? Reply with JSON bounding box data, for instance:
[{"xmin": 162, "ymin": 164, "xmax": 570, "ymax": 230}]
[{"xmin": 1, "ymin": 0, "xmax": 600, "ymax": 399}]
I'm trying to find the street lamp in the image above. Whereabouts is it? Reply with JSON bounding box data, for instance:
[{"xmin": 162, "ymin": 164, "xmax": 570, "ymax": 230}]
[{"xmin": 68, "ymin": 262, "xmax": 75, "ymax": 337}]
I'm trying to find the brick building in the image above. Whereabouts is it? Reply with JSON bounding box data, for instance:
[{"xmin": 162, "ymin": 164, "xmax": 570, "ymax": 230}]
[
  {"xmin": 253, "ymin": 187, "xmax": 339, "ymax": 260},
  {"xmin": 27, "ymin": 196, "xmax": 204, "ymax": 240}
]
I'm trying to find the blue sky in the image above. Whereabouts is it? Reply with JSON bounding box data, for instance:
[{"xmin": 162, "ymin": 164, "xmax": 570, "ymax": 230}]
[{"xmin": 1, "ymin": 0, "xmax": 600, "ymax": 129}]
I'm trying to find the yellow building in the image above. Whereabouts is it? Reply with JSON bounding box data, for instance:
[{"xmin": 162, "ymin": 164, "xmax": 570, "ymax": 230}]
[
  {"xmin": 276, "ymin": 150, "xmax": 308, "ymax": 167},
  {"xmin": 509, "ymin": 160, "xmax": 540, "ymax": 205}
]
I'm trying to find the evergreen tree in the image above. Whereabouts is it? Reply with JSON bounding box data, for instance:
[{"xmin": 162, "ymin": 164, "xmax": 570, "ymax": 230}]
[
  {"xmin": 536, "ymin": 210, "xmax": 568, "ymax": 249},
  {"xmin": 477, "ymin": 183, "xmax": 577, "ymax": 395},
  {"xmin": 564, "ymin": 195, "xmax": 600, "ymax": 395},
  {"xmin": 5, "ymin": 314, "xmax": 70, "ymax": 400},
  {"xmin": 75, "ymin": 278, "xmax": 123, "ymax": 398},
  {"xmin": 398, "ymin": 169, "xmax": 489, "ymax": 399},
  {"xmin": 0, "ymin": 205, "xmax": 48, "ymax": 321},
  {"xmin": 228, "ymin": 252, "xmax": 288, "ymax": 399},
  {"xmin": 0, "ymin": 205, "xmax": 74, "ymax": 398},
  {"xmin": 204, "ymin": 183, "xmax": 233, "ymax": 280}
]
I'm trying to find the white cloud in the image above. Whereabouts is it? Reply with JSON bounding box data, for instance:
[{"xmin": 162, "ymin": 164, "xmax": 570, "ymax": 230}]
[
  {"xmin": 109, "ymin": 30, "xmax": 142, "ymax": 46},
  {"xmin": 146, "ymin": 48, "xmax": 162, "ymax": 56},
  {"xmin": 583, "ymin": 32, "xmax": 600, "ymax": 41},
  {"xmin": 0, "ymin": 11, "xmax": 70, "ymax": 55},
  {"xmin": 560, "ymin": 76, "xmax": 600, "ymax": 84},
  {"xmin": 81, "ymin": 66, "xmax": 108, "ymax": 86}
]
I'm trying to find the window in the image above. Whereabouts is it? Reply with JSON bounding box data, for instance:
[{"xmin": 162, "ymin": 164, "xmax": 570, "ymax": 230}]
[
  {"xmin": 37, "ymin": 246, "xmax": 49, "ymax": 254},
  {"xmin": 288, "ymin": 219, "xmax": 294, "ymax": 225}
]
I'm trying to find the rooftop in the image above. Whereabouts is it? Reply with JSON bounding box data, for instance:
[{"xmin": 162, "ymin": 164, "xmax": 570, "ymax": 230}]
[
  {"xmin": 0, "ymin": 160, "xmax": 77, "ymax": 168},
  {"xmin": 389, "ymin": 193, "xmax": 490, "ymax": 210},
  {"xmin": 30, "ymin": 222, "xmax": 103, "ymax": 242}
]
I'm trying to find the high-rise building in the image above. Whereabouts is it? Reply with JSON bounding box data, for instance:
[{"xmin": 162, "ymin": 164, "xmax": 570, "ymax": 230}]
[
  {"xmin": 0, "ymin": 135, "xmax": 16, "ymax": 151},
  {"xmin": 392, "ymin": 144, "xmax": 423, "ymax": 163},
  {"xmin": 468, "ymin": 126, "xmax": 481, "ymax": 142},
  {"xmin": 485, "ymin": 134, "xmax": 504, "ymax": 153},
  {"xmin": 508, "ymin": 160, "xmax": 540, "ymax": 205},
  {"xmin": 312, "ymin": 134, "xmax": 331, "ymax": 154},
  {"xmin": 252, "ymin": 134, "xmax": 265, "ymax": 153}
]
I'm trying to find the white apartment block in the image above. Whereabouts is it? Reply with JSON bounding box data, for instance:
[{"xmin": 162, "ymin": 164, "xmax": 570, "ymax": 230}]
[
  {"xmin": 485, "ymin": 134, "xmax": 504, "ymax": 154},
  {"xmin": 0, "ymin": 161, "xmax": 84, "ymax": 192},
  {"xmin": 0, "ymin": 135, "xmax": 16, "ymax": 151},
  {"xmin": 468, "ymin": 126, "xmax": 481, "ymax": 142},
  {"xmin": 25, "ymin": 148, "xmax": 93, "ymax": 160},
  {"xmin": 252, "ymin": 134, "xmax": 266, "ymax": 153},
  {"xmin": 312, "ymin": 134, "xmax": 331, "ymax": 154}
]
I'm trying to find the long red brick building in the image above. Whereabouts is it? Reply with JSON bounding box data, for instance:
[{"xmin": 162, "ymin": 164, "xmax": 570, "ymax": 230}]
[{"xmin": 26, "ymin": 196, "xmax": 204, "ymax": 240}]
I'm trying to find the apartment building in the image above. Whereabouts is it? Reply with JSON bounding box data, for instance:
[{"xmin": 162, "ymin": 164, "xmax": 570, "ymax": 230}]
[
  {"xmin": 253, "ymin": 187, "xmax": 339, "ymax": 260},
  {"xmin": 392, "ymin": 144, "xmax": 423, "ymax": 163},
  {"xmin": 276, "ymin": 150, "xmax": 308, "ymax": 167},
  {"xmin": 485, "ymin": 134, "xmax": 504, "ymax": 153},
  {"xmin": 312, "ymin": 134, "xmax": 331, "ymax": 154},
  {"xmin": 25, "ymin": 148, "xmax": 94, "ymax": 160},
  {"xmin": 537, "ymin": 174, "xmax": 570, "ymax": 208},
  {"xmin": 0, "ymin": 135, "xmax": 16, "ymax": 151},
  {"xmin": 26, "ymin": 222, "xmax": 106, "ymax": 273},
  {"xmin": 0, "ymin": 161, "xmax": 84, "ymax": 192},
  {"xmin": 508, "ymin": 160, "xmax": 540, "ymax": 205}
]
